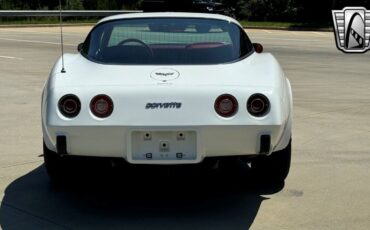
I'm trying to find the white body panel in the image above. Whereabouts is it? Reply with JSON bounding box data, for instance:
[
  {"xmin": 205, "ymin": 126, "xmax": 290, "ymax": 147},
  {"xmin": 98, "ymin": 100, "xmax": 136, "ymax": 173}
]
[{"xmin": 42, "ymin": 13, "xmax": 292, "ymax": 164}]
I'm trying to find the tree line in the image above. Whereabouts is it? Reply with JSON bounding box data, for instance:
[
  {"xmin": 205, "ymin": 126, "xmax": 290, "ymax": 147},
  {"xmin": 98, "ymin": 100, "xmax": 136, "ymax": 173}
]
[
  {"xmin": 0, "ymin": 0, "xmax": 141, "ymax": 10},
  {"xmin": 1, "ymin": 0, "xmax": 370, "ymax": 24}
]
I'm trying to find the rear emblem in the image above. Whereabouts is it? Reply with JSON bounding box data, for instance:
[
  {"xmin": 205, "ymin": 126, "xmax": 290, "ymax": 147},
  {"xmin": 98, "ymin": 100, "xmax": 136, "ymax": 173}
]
[
  {"xmin": 150, "ymin": 68, "xmax": 180, "ymax": 82},
  {"xmin": 146, "ymin": 102, "xmax": 182, "ymax": 109}
]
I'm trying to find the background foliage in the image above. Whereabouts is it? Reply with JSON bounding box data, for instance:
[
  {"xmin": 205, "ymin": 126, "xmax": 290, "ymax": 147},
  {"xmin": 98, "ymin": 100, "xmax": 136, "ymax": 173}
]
[{"xmin": 1, "ymin": 0, "xmax": 370, "ymax": 24}]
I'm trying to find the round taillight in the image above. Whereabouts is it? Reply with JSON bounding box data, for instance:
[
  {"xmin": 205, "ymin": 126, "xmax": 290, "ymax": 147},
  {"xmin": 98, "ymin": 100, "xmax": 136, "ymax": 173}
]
[
  {"xmin": 253, "ymin": 43, "xmax": 263, "ymax": 53},
  {"xmin": 58, "ymin": 94, "xmax": 81, "ymax": 118},
  {"xmin": 247, "ymin": 94, "xmax": 270, "ymax": 117},
  {"xmin": 90, "ymin": 94, "xmax": 114, "ymax": 118},
  {"xmin": 214, "ymin": 94, "xmax": 238, "ymax": 117}
]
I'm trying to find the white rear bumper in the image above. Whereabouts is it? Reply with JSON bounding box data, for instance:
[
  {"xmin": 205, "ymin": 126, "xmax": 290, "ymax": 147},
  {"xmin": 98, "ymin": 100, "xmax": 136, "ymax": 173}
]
[{"xmin": 43, "ymin": 124, "xmax": 289, "ymax": 164}]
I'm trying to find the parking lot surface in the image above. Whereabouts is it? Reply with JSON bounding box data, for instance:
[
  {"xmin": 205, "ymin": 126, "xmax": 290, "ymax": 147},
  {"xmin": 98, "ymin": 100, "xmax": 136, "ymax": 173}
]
[{"xmin": 0, "ymin": 26, "xmax": 369, "ymax": 229}]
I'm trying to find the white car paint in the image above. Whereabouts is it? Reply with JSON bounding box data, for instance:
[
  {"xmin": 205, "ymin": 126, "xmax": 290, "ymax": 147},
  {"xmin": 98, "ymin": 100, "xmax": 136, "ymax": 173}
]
[{"xmin": 42, "ymin": 12, "xmax": 292, "ymax": 164}]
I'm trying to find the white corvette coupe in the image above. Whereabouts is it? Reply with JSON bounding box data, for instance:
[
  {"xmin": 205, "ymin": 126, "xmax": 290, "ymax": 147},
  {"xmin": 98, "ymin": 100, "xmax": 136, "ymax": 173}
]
[{"xmin": 42, "ymin": 12, "xmax": 293, "ymax": 183}]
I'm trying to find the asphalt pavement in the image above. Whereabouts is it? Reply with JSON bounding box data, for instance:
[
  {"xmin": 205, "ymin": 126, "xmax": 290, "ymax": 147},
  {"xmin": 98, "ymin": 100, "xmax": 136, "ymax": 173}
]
[{"xmin": 0, "ymin": 26, "xmax": 369, "ymax": 230}]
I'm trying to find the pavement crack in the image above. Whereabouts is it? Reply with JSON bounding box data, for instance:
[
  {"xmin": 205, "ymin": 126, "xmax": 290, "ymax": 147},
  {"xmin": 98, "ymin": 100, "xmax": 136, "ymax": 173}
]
[
  {"xmin": 1, "ymin": 201, "xmax": 70, "ymax": 229},
  {"xmin": 1, "ymin": 160, "xmax": 43, "ymax": 169}
]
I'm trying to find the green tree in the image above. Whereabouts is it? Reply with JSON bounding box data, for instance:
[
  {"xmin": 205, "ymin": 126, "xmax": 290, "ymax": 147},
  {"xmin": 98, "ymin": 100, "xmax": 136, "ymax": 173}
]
[
  {"xmin": 0, "ymin": 0, "xmax": 13, "ymax": 10},
  {"xmin": 97, "ymin": 0, "xmax": 117, "ymax": 9},
  {"xmin": 66, "ymin": 0, "xmax": 84, "ymax": 10},
  {"xmin": 222, "ymin": 0, "xmax": 294, "ymax": 21}
]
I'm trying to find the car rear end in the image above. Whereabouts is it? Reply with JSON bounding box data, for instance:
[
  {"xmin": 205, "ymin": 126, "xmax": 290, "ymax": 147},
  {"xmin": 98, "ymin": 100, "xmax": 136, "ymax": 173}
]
[
  {"xmin": 43, "ymin": 62, "xmax": 291, "ymax": 164},
  {"xmin": 42, "ymin": 13, "xmax": 292, "ymax": 183}
]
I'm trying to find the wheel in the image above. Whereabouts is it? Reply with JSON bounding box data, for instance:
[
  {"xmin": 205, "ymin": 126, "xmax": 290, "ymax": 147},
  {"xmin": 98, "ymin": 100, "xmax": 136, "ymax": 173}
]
[
  {"xmin": 251, "ymin": 139, "xmax": 291, "ymax": 184},
  {"xmin": 43, "ymin": 141, "xmax": 70, "ymax": 182}
]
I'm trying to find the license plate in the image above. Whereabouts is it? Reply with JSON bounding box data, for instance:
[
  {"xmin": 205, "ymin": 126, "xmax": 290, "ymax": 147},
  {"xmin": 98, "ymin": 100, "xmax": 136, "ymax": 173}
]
[{"xmin": 131, "ymin": 131, "xmax": 197, "ymax": 161}]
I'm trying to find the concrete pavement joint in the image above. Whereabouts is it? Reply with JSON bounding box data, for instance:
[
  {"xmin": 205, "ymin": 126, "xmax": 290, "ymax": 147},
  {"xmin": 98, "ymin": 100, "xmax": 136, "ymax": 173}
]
[
  {"xmin": 1, "ymin": 201, "xmax": 70, "ymax": 229},
  {"xmin": 0, "ymin": 55, "xmax": 23, "ymax": 60},
  {"xmin": 0, "ymin": 37, "xmax": 74, "ymax": 46},
  {"xmin": 1, "ymin": 160, "xmax": 42, "ymax": 169}
]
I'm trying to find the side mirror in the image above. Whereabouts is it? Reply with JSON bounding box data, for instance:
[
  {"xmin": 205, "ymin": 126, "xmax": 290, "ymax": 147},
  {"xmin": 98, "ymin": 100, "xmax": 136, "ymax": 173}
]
[
  {"xmin": 253, "ymin": 43, "xmax": 263, "ymax": 53},
  {"xmin": 77, "ymin": 43, "xmax": 84, "ymax": 52}
]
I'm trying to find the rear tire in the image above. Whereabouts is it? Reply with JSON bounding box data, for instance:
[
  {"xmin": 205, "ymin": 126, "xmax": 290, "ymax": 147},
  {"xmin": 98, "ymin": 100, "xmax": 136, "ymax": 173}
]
[{"xmin": 251, "ymin": 139, "xmax": 291, "ymax": 184}]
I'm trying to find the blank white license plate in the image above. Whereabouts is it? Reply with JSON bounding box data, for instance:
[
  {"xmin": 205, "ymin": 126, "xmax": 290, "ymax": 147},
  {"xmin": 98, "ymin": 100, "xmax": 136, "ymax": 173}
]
[{"xmin": 131, "ymin": 131, "xmax": 197, "ymax": 161}]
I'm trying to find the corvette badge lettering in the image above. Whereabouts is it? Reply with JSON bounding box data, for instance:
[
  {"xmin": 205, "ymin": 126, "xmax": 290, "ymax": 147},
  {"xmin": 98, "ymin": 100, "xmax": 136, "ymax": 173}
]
[{"xmin": 146, "ymin": 102, "xmax": 182, "ymax": 109}]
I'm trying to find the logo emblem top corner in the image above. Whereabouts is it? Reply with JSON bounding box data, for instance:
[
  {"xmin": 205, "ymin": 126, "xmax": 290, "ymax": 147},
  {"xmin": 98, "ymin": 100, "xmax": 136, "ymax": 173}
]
[{"xmin": 332, "ymin": 7, "xmax": 370, "ymax": 53}]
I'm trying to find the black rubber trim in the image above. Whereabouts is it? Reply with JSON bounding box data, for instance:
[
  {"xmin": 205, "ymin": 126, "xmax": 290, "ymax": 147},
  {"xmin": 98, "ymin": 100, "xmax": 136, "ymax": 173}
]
[
  {"xmin": 259, "ymin": 135, "xmax": 271, "ymax": 154},
  {"xmin": 56, "ymin": 136, "xmax": 67, "ymax": 155}
]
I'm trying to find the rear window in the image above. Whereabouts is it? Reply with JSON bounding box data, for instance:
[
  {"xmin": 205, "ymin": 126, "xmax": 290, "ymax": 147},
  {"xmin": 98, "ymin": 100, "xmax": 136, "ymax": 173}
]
[{"xmin": 82, "ymin": 18, "xmax": 253, "ymax": 65}]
